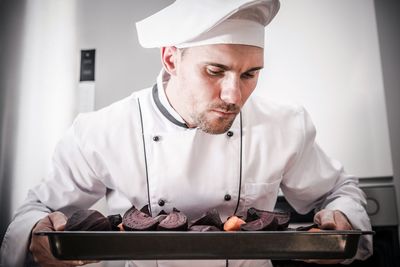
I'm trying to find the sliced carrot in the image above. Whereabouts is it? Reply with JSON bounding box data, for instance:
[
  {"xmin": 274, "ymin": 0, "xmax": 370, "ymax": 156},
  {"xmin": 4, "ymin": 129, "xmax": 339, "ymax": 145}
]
[
  {"xmin": 223, "ymin": 216, "xmax": 246, "ymax": 231},
  {"xmin": 308, "ymin": 227, "xmax": 322, "ymax": 232},
  {"xmin": 117, "ymin": 222, "xmax": 125, "ymax": 231}
]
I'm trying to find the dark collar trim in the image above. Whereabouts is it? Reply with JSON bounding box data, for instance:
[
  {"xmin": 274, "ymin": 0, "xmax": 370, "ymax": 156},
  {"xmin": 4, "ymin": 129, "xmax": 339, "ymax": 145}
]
[{"xmin": 152, "ymin": 84, "xmax": 189, "ymax": 129}]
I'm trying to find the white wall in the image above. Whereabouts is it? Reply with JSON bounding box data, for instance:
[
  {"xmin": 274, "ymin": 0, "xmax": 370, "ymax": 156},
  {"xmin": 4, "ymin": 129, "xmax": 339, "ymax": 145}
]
[
  {"xmin": 10, "ymin": 0, "xmax": 78, "ymax": 213},
  {"xmin": 256, "ymin": 0, "xmax": 393, "ymax": 178}
]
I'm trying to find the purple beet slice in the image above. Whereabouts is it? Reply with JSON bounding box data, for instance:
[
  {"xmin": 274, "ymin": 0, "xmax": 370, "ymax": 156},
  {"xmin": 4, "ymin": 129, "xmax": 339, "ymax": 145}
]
[
  {"xmin": 242, "ymin": 207, "xmax": 290, "ymax": 231},
  {"xmin": 273, "ymin": 211, "xmax": 291, "ymax": 230},
  {"xmin": 122, "ymin": 205, "xmax": 159, "ymax": 231},
  {"xmin": 189, "ymin": 209, "xmax": 223, "ymax": 230},
  {"xmin": 241, "ymin": 214, "xmax": 277, "ymax": 231},
  {"xmin": 245, "ymin": 207, "xmax": 259, "ymax": 222},
  {"xmin": 157, "ymin": 208, "xmax": 188, "ymax": 231},
  {"xmin": 65, "ymin": 210, "xmax": 112, "ymax": 231},
  {"xmin": 189, "ymin": 225, "xmax": 221, "ymax": 232}
]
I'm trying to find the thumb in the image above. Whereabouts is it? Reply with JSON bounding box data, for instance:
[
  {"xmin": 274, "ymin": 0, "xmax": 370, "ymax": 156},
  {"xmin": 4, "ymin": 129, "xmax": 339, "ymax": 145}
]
[
  {"xmin": 314, "ymin": 209, "xmax": 336, "ymax": 230},
  {"xmin": 49, "ymin": 211, "xmax": 68, "ymax": 231}
]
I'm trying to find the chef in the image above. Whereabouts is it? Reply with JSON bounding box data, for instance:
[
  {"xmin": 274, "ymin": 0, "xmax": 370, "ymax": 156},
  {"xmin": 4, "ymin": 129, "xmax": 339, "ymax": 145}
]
[{"xmin": 0, "ymin": 0, "xmax": 372, "ymax": 266}]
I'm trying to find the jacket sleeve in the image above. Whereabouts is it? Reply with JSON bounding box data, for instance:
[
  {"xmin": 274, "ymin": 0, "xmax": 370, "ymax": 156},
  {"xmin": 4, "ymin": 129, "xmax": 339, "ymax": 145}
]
[
  {"xmin": 0, "ymin": 116, "xmax": 107, "ymax": 267},
  {"xmin": 0, "ymin": 192, "xmax": 50, "ymax": 267},
  {"xmin": 280, "ymin": 106, "xmax": 373, "ymax": 262}
]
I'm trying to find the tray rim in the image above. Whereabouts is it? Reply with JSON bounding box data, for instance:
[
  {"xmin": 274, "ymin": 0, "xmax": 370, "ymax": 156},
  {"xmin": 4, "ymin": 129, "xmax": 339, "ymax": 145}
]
[
  {"xmin": 36, "ymin": 229, "xmax": 375, "ymax": 236},
  {"xmin": 37, "ymin": 230, "xmax": 374, "ymax": 261}
]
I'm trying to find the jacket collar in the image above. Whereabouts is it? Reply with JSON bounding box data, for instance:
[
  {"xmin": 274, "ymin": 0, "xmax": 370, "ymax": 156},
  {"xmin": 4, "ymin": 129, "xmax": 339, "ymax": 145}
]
[{"xmin": 153, "ymin": 69, "xmax": 189, "ymax": 128}]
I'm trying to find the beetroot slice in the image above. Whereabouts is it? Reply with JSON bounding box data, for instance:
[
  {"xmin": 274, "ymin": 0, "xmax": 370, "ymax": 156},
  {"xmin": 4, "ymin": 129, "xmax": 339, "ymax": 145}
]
[
  {"xmin": 189, "ymin": 209, "xmax": 223, "ymax": 230},
  {"xmin": 65, "ymin": 210, "xmax": 112, "ymax": 231},
  {"xmin": 122, "ymin": 205, "xmax": 159, "ymax": 231},
  {"xmin": 273, "ymin": 211, "xmax": 291, "ymax": 230},
  {"xmin": 242, "ymin": 207, "xmax": 290, "ymax": 231},
  {"xmin": 241, "ymin": 214, "xmax": 277, "ymax": 231},
  {"xmin": 157, "ymin": 208, "xmax": 188, "ymax": 231}
]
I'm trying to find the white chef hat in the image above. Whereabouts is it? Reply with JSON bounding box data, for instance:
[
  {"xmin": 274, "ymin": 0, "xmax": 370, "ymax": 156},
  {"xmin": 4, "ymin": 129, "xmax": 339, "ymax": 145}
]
[{"xmin": 136, "ymin": 0, "xmax": 280, "ymax": 49}]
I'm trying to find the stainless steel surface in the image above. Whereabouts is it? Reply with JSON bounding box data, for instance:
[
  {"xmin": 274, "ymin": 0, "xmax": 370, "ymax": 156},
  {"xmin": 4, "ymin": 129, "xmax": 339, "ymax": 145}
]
[
  {"xmin": 37, "ymin": 230, "xmax": 372, "ymax": 261},
  {"xmin": 359, "ymin": 184, "xmax": 398, "ymax": 226}
]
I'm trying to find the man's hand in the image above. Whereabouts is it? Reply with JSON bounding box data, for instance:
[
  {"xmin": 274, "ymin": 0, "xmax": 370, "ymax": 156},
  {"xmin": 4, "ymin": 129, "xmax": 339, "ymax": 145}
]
[
  {"xmin": 29, "ymin": 211, "xmax": 97, "ymax": 267},
  {"xmin": 304, "ymin": 209, "xmax": 353, "ymax": 264},
  {"xmin": 314, "ymin": 209, "xmax": 353, "ymax": 231}
]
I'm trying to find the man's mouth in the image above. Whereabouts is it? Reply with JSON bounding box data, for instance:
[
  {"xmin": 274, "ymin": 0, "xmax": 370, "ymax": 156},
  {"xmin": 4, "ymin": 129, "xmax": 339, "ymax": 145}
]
[{"xmin": 211, "ymin": 109, "xmax": 238, "ymax": 117}]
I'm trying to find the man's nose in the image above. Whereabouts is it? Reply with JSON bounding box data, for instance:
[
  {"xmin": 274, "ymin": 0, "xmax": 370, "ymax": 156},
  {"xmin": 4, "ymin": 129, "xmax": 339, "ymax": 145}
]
[{"xmin": 220, "ymin": 76, "xmax": 241, "ymax": 105}]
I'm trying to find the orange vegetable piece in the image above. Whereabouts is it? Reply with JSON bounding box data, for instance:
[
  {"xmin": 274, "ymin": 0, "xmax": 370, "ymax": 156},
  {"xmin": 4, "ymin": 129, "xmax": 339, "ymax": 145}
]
[
  {"xmin": 118, "ymin": 222, "xmax": 125, "ymax": 231},
  {"xmin": 223, "ymin": 216, "xmax": 246, "ymax": 231},
  {"xmin": 308, "ymin": 227, "xmax": 322, "ymax": 232}
]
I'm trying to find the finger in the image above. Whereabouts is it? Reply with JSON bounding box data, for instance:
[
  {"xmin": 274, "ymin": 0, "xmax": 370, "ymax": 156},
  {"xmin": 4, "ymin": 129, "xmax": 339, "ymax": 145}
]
[
  {"xmin": 61, "ymin": 260, "xmax": 85, "ymax": 266},
  {"xmin": 49, "ymin": 211, "xmax": 68, "ymax": 231},
  {"xmin": 29, "ymin": 214, "xmax": 77, "ymax": 267},
  {"xmin": 32, "ymin": 216, "xmax": 53, "ymax": 233},
  {"xmin": 62, "ymin": 260, "xmax": 100, "ymax": 266},
  {"xmin": 29, "ymin": 232, "xmax": 54, "ymax": 264},
  {"xmin": 30, "ymin": 218, "xmax": 52, "ymax": 254},
  {"xmin": 314, "ymin": 210, "xmax": 336, "ymax": 230},
  {"xmin": 333, "ymin": 210, "xmax": 353, "ymax": 230}
]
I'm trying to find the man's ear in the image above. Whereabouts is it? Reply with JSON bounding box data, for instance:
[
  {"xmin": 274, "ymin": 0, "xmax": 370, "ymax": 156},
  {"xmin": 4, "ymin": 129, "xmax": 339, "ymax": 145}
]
[{"xmin": 161, "ymin": 46, "xmax": 178, "ymax": 76}]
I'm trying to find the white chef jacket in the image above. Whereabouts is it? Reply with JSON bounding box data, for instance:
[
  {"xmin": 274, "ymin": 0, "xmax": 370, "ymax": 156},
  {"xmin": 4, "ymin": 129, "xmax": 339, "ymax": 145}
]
[{"xmin": 0, "ymin": 71, "xmax": 372, "ymax": 267}]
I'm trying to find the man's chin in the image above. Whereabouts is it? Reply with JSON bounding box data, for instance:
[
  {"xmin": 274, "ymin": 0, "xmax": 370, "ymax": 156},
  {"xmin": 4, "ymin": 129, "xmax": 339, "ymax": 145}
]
[
  {"xmin": 201, "ymin": 127, "xmax": 229, "ymax": 135},
  {"xmin": 198, "ymin": 117, "xmax": 236, "ymax": 135}
]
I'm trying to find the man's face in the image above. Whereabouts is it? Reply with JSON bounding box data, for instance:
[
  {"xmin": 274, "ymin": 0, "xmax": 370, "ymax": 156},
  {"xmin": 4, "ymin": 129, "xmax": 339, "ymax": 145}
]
[{"xmin": 167, "ymin": 44, "xmax": 263, "ymax": 134}]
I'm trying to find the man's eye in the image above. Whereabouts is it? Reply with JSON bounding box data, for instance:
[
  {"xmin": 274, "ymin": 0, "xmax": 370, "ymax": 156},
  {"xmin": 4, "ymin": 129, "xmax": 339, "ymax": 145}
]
[
  {"xmin": 206, "ymin": 68, "xmax": 223, "ymax": 76},
  {"xmin": 241, "ymin": 72, "xmax": 255, "ymax": 79}
]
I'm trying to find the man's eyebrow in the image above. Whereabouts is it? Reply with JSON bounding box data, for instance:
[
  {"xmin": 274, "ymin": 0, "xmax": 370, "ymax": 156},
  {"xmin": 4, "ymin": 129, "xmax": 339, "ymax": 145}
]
[
  {"xmin": 204, "ymin": 62, "xmax": 264, "ymax": 72},
  {"xmin": 204, "ymin": 62, "xmax": 230, "ymax": 70},
  {"xmin": 245, "ymin": 66, "xmax": 264, "ymax": 72}
]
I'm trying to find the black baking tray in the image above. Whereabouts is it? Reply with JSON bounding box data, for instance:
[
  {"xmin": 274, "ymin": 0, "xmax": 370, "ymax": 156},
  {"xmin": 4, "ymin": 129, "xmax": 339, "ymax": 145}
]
[{"xmin": 36, "ymin": 230, "xmax": 373, "ymax": 260}]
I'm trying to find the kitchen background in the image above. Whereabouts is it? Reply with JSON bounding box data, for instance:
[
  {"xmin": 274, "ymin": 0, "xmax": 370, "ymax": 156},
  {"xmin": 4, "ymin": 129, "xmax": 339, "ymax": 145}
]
[{"xmin": 0, "ymin": 0, "xmax": 399, "ymax": 266}]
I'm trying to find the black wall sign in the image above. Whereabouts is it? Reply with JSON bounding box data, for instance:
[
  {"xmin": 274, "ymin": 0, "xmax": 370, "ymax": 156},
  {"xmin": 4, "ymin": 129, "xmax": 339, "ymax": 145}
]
[{"xmin": 80, "ymin": 49, "xmax": 96, "ymax": 81}]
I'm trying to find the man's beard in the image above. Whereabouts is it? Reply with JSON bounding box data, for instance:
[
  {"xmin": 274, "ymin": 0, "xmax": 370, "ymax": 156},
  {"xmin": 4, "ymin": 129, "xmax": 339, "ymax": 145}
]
[{"xmin": 192, "ymin": 102, "xmax": 240, "ymax": 134}]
